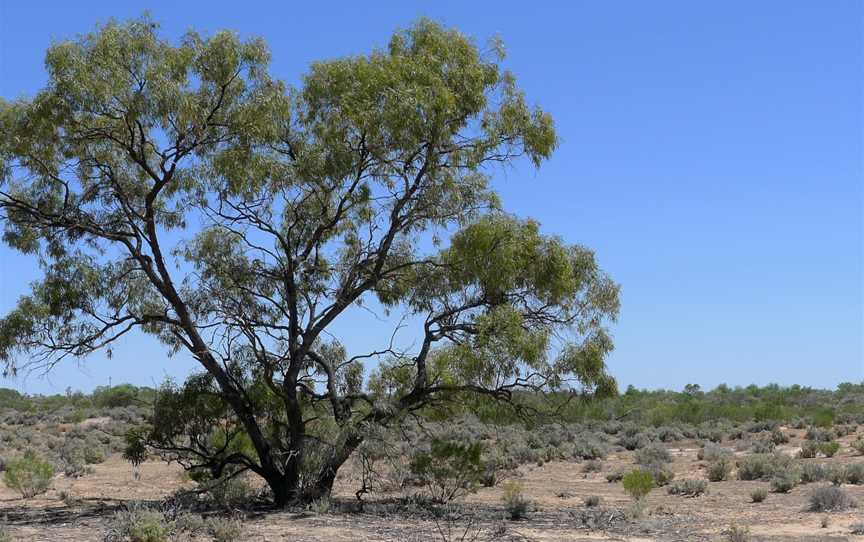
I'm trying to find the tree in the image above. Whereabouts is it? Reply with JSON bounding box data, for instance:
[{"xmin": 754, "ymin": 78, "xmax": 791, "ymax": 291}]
[{"xmin": 0, "ymin": 17, "xmax": 619, "ymax": 506}]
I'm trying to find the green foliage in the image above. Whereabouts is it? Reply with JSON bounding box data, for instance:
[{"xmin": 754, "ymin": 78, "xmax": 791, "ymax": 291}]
[
  {"xmin": 622, "ymin": 469, "xmax": 654, "ymax": 500},
  {"xmin": 123, "ymin": 428, "xmax": 149, "ymax": 467},
  {"xmin": 3, "ymin": 450, "xmax": 53, "ymax": 498},
  {"xmin": 93, "ymin": 385, "xmax": 142, "ymax": 408},
  {"xmin": 409, "ymin": 439, "xmax": 485, "ymax": 503},
  {"xmin": 818, "ymin": 441, "xmax": 840, "ymax": 458},
  {"xmin": 106, "ymin": 506, "xmax": 170, "ymax": 542},
  {"xmin": 813, "ymin": 409, "xmax": 836, "ymax": 428}
]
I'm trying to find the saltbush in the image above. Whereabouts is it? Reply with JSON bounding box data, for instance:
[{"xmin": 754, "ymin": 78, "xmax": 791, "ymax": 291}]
[
  {"xmin": 635, "ymin": 443, "xmax": 672, "ymax": 466},
  {"xmin": 808, "ymin": 486, "xmax": 857, "ymax": 512},
  {"xmin": 667, "ymin": 478, "xmax": 708, "ymax": 497},
  {"xmin": 799, "ymin": 463, "xmax": 827, "ymax": 484},
  {"xmin": 770, "ymin": 469, "xmax": 801, "ymax": 493},
  {"xmin": 750, "ymin": 488, "xmax": 767, "ymax": 503},
  {"xmin": 707, "ymin": 457, "xmax": 734, "ymax": 482}
]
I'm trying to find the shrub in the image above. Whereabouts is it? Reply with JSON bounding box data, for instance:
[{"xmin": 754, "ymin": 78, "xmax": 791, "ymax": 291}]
[
  {"xmin": 770, "ymin": 429, "xmax": 789, "ymax": 445},
  {"xmin": 306, "ymin": 497, "xmax": 331, "ymax": 515},
  {"xmin": 83, "ymin": 441, "xmax": 106, "ymax": 465},
  {"xmin": 571, "ymin": 434, "xmax": 609, "ymax": 460},
  {"xmin": 707, "ymin": 457, "xmax": 733, "ymax": 482},
  {"xmin": 725, "ymin": 524, "xmax": 750, "ymax": 542},
  {"xmin": 750, "ymin": 439, "xmax": 775, "ymax": 454},
  {"xmin": 770, "ymin": 470, "xmax": 800, "ymax": 493},
  {"xmin": 845, "ymin": 463, "xmax": 864, "ymax": 485},
  {"xmin": 645, "ymin": 462, "xmax": 675, "ymax": 486},
  {"xmin": 635, "ymin": 443, "xmax": 672, "ymax": 466},
  {"xmin": 851, "ymin": 438, "xmax": 864, "ymax": 456},
  {"xmin": 800, "ymin": 463, "xmax": 827, "ymax": 484},
  {"xmin": 622, "ymin": 469, "xmax": 654, "ymax": 500},
  {"xmin": 808, "ymin": 486, "xmax": 857, "ymax": 512},
  {"xmin": 812, "ymin": 409, "xmax": 835, "ymax": 428},
  {"xmin": 750, "ymin": 488, "xmax": 767, "ymax": 503},
  {"xmin": 737, "ymin": 453, "xmax": 791, "ymax": 481},
  {"xmin": 699, "ymin": 443, "xmax": 732, "ymax": 462},
  {"xmin": 59, "ymin": 440, "xmax": 88, "ymax": 478},
  {"xmin": 851, "ymin": 523, "xmax": 864, "ymax": 535},
  {"xmin": 656, "ymin": 426, "xmax": 683, "ymax": 442},
  {"xmin": 410, "ymin": 439, "xmax": 485, "ymax": 503},
  {"xmin": 618, "ymin": 430, "xmax": 649, "ymax": 451},
  {"xmin": 123, "ymin": 428, "xmax": 149, "ymax": 467},
  {"xmin": 667, "ymin": 479, "xmax": 708, "ymax": 497},
  {"xmin": 4, "ymin": 450, "xmax": 54, "ymax": 498},
  {"xmin": 818, "ymin": 441, "xmax": 840, "ymax": 458},
  {"xmin": 806, "ymin": 427, "xmax": 834, "ymax": 442},
  {"xmin": 584, "ymin": 495, "xmax": 602, "ymax": 507},
  {"xmin": 501, "ymin": 480, "xmax": 531, "ymax": 520},
  {"xmin": 205, "ymin": 476, "xmax": 255, "ymax": 509},
  {"xmin": 799, "ymin": 441, "xmax": 818, "ymax": 459},
  {"xmin": 582, "ymin": 460, "xmax": 603, "ymax": 473},
  {"xmin": 207, "ymin": 517, "xmax": 243, "ymax": 542},
  {"xmin": 606, "ymin": 470, "xmax": 624, "ymax": 483},
  {"xmin": 105, "ymin": 505, "xmax": 169, "ymax": 542},
  {"xmin": 827, "ymin": 465, "xmax": 848, "ymax": 486}
]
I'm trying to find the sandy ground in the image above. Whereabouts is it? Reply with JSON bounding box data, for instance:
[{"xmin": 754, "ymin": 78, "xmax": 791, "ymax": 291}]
[{"xmin": 0, "ymin": 428, "xmax": 863, "ymax": 541}]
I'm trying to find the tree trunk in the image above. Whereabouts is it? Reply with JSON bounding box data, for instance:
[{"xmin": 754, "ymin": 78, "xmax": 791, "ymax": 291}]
[
  {"xmin": 303, "ymin": 432, "xmax": 364, "ymax": 502},
  {"xmin": 267, "ymin": 474, "xmax": 293, "ymax": 508}
]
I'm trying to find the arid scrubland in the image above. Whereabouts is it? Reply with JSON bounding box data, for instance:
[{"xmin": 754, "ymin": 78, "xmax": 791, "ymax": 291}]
[{"xmin": 0, "ymin": 384, "xmax": 862, "ymax": 541}]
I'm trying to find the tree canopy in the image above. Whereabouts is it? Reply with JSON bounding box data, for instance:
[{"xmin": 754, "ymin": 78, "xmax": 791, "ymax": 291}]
[{"xmin": 0, "ymin": 17, "xmax": 619, "ymax": 505}]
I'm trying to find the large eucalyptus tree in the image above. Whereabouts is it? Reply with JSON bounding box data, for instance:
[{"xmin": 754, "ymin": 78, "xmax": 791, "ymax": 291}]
[{"xmin": 0, "ymin": 18, "xmax": 619, "ymax": 505}]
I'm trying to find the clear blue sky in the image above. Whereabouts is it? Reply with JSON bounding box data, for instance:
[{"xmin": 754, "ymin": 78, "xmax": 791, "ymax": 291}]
[{"xmin": 1, "ymin": 0, "xmax": 861, "ymax": 394}]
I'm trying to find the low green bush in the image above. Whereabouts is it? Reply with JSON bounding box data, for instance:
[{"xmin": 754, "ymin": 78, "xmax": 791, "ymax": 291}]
[
  {"xmin": 4, "ymin": 450, "xmax": 54, "ymax": 498},
  {"xmin": 410, "ymin": 439, "xmax": 485, "ymax": 503},
  {"xmin": 622, "ymin": 469, "xmax": 654, "ymax": 500},
  {"xmin": 818, "ymin": 441, "xmax": 840, "ymax": 458}
]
